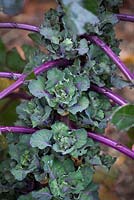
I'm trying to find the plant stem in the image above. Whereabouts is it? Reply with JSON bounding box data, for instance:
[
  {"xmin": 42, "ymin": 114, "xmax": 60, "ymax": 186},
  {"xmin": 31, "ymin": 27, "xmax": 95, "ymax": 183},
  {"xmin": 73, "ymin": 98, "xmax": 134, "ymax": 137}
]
[
  {"xmin": 0, "ymin": 23, "xmax": 39, "ymax": 32},
  {"xmin": 0, "ymin": 13, "xmax": 133, "ymax": 32},
  {"xmin": 117, "ymin": 14, "xmax": 134, "ymax": 22},
  {"xmin": 87, "ymin": 132, "xmax": 134, "ymax": 159},
  {"xmin": 0, "ymin": 75, "xmax": 26, "ymax": 100},
  {"xmin": 85, "ymin": 35, "xmax": 134, "ymax": 81},
  {"xmin": 0, "ymin": 126, "xmax": 36, "ymax": 134},
  {"xmin": 91, "ymin": 84, "xmax": 127, "ymax": 106},
  {"xmin": 0, "ymin": 23, "xmax": 133, "ymax": 80},
  {"xmin": 0, "ymin": 72, "xmax": 21, "ymax": 79},
  {"xmin": 0, "ymin": 59, "xmax": 71, "ymax": 99},
  {"xmin": 0, "ymin": 125, "xmax": 133, "ymax": 159},
  {"xmin": 34, "ymin": 58, "xmax": 72, "ymax": 75}
]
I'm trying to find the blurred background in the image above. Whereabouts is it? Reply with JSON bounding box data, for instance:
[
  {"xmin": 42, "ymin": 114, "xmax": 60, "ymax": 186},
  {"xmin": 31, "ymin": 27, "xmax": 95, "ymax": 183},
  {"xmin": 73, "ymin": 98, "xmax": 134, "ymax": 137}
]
[{"xmin": 0, "ymin": 1, "xmax": 134, "ymax": 200}]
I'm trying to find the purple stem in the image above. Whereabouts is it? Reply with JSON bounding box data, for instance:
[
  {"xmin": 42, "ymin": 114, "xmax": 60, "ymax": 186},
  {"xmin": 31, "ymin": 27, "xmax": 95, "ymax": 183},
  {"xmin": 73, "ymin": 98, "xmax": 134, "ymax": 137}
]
[
  {"xmin": 91, "ymin": 84, "xmax": 127, "ymax": 106},
  {"xmin": 0, "ymin": 59, "xmax": 71, "ymax": 99},
  {"xmin": 0, "ymin": 125, "xmax": 133, "ymax": 159},
  {"xmin": 0, "ymin": 23, "xmax": 39, "ymax": 32},
  {"xmin": 85, "ymin": 35, "xmax": 134, "ymax": 81},
  {"xmin": 0, "ymin": 13, "xmax": 133, "ymax": 32},
  {"xmin": 0, "ymin": 126, "xmax": 36, "ymax": 134},
  {"xmin": 0, "ymin": 23, "xmax": 133, "ymax": 82},
  {"xmin": 0, "ymin": 72, "xmax": 21, "ymax": 79},
  {"xmin": 88, "ymin": 132, "xmax": 134, "ymax": 159},
  {"xmin": 0, "ymin": 71, "xmax": 127, "ymax": 106},
  {"xmin": 117, "ymin": 14, "xmax": 134, "ymax": 22},
  {"xmin": 0, "ymin": 75, "xmax": 26, "ymax": 99},
  {"xmin": 0, "ymin": 73, "xmax": 127, "ymax": 106}
]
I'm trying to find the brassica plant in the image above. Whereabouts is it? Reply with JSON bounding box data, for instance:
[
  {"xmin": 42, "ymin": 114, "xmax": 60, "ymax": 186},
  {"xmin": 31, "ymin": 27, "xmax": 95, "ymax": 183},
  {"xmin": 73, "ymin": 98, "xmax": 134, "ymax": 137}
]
[{"xmin": 0, "ymin": 0, "xmax": 134, "ymax": 199}]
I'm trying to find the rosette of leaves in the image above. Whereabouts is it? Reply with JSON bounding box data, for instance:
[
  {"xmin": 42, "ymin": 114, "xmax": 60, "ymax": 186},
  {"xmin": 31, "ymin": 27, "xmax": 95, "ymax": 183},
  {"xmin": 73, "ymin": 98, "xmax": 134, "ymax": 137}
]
[
  {"xmin": 16, "ymin": 98, "xmax": 52, "ymax": 128},
  {"xmin": 37, "ymin": 0, "xmax": 128, "ymax": 90},
  {"xmin": 28, "ymin": 66, "xmax": 90, "ymax": 116},
  {"xmin": 70, "ymin": 91, "xmax": 113, "ymax": 130},
  {"xmin": 0, "ymin": 121, "xmax": 115, "ymax": 199},
  {"xmin": 39, "ymin": 8, "xmax": 78, "ymax": 59},
  {"xmin": 7, "ymin": 134, "xmax": 40, "ymax": 182}
]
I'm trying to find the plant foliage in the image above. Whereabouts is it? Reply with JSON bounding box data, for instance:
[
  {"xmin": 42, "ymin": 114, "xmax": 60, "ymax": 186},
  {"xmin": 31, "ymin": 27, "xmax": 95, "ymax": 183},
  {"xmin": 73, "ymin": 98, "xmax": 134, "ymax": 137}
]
[{"xmin": 1, "ymin": 0, "xmax": 133, "ymax": 200}]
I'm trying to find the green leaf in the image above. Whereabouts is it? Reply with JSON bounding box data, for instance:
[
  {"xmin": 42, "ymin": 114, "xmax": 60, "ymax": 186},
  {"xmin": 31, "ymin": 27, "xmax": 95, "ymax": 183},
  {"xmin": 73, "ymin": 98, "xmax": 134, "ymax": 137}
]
[
  {"xmin": 49, "ymin": 179, "xmax": 61, "ymax": 197},
  {"xmin": 73, "ymin": 129, "xmax": 87, "ymax": 149},
  {"xmin": 62, "ymin": 1, "xmax": 99, "ymax": 35},
  {"xmin": 61, "ymin": 38, "xmax": 73, "ymax": 51},
  {"xmin": 89, "ymin": 156, "xmax": 102, "ymax": 166},
  {"xmin": 51, "ymin": 122, "xmax": 69, "ymax": 134},
  {"xmin": 18, "ymin": 193, "xmax": 33, "ymax": 200},
  {"xmin": 46, "ymin": 68, "xmax": 64, "ymax": 89},
  {"xmin": 31, "ymin": 105, "xmax": 52, "ymax": 128},
  {"xmin": 67, "ymin": 170, "xmax": 84, "ymax": 193},
  {"xmin": 68, "ymin": 96, "xmax": 89, "ymax": 114},
  {"xmin": 30, "ymin": 129, "xmax": 52, "ymax": 149},
  {"xmin": 32, "ymin": 188, "xmax": 52, "ymax": 200},
  {"xmin": 78, "ymin": 39, "xmax": 89, "ymax": 55},
  {"xmin": 11, "ymin": 155, "xmax": 39, "ymax": 181},
  {"xmin": 111, "ymin": 75, "xmax": 130, "ymax": 89},
  {"xmin": 40, "ymin": 27, "xmax": 60, "ymax": 44},
  {"xmin": 28, "ymin": 76, "xmax": 46, "ymax": 98},
  {"xmin": 11, "ymin": 166, "xmax": 29, "ymax": 181},
  {"xmin": 74, "ymin": 74, "xmax": 90, "ymax": 91},
  {"xmin": 111, "ymin": 104, "xmax": 134, "ymax": 131},
  {"xmin": 81, "ymin": 166, "xmax": 93, "ymax": 187}
]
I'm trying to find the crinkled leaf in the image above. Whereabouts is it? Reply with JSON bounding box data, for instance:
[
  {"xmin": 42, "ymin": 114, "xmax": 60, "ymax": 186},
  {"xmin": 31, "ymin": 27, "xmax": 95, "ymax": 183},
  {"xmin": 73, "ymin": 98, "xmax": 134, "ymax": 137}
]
[
  {"xmin": 61, "ymin": 38, "xmax": 73, "ymax": 51},
  {"xmin": 67, "ymin": 170, "xmax": 84, "ymax": 193},
  {"xmin": 81, "ymin": 166, "xmax": 93, "ymax": 187},
  {"xmin": 111, "ymin": 104, "xmax": 134, "ymax": 131},
  {"xmin": 53, "ymin": 143, "xmax": 75, "ymax": 155},
  {"xmin": 73, "ymin": 129, "xmax": 87, "ymax": 149},
  {"xmin": 49, "ymin": 179, "xmax": 62, "ymax": 197},
  {"xmin": 78, "ymin": 39, "xmax": 89, "ymax": 55},
  {"xmin": 40, "ymin": 27, "xmax": 60, "ymax": 44},
  {"xmin": 46, "ymin": 68, "xmax": 64, "ymax": 89},
  {"xmin": 68, "ymin": 96, "xmax": 89, "ymax": 114},
  {"xmin": 31, "ymin": 105, "xmax": 52, "ymax": 127},
  {"xmin": 74, "ymin": 74, "xmax": 90, "ymax": 91},
  {"xmin": 51, "ymin": 122, "xmax": 69, "ymax": 134},
  {"xmin": 11, "ymin": 155, "xmax": 39, "ymax": 181},
  {"xmin": 42, "ymin": 156, "xmax": 65, "ymax": 178},
  {"xmin": 30, "ymin": 129, "xmax": 52, "ymax": 149}
]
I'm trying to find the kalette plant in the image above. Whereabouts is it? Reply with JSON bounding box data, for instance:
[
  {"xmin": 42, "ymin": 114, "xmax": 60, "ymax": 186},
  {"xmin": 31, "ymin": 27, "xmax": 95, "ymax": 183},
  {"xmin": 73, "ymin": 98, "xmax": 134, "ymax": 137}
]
[{"xmin": 0, "ymin": 0, "xmax": 134, "ymax": 199}]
